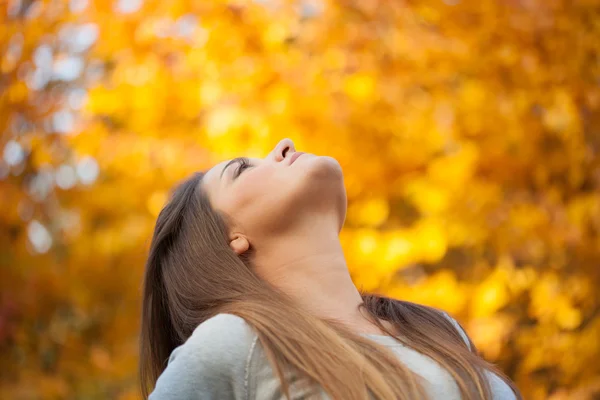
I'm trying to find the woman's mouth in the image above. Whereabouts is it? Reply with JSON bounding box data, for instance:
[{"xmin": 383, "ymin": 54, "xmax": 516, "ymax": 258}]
[{"xmin": 289, "ymin": 152, "xmax": 305, "ymax": 165}]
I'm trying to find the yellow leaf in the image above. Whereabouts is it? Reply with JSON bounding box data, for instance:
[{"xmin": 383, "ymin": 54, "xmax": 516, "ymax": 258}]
[
  {"xmin": 555, "ymin": 300, "xmax": 582, "ymax": 330},
  {"xmin": 348, "ymin": 197, "xmax": 389, "ymax": 227},
  {"xmin": 344, "ymin": 73, "xmax": 376, "ymax": 103},
  {"xmin": 414, "ymin": 220, "xmax": 448, "ymax": 263},
  {"xmin": 472, "ymin": 277, "xmax": 510, "ymax": 318}
]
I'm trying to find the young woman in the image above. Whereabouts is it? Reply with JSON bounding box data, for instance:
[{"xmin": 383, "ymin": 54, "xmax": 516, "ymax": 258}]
[{"xmin": 140, "ymin": 138, "xmax": 521, "ymax": 399}]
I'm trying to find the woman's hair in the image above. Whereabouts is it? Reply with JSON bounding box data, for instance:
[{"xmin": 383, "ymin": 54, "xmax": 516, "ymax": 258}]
[{"xmin": 139, "ymin": 172, "xmax": 522, "ymax": 400}]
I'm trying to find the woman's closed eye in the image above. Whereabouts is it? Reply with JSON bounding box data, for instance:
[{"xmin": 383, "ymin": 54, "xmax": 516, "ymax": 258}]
[{"xmin": 234, "ymin": 157, "xmax": 252, "ymax": 178}]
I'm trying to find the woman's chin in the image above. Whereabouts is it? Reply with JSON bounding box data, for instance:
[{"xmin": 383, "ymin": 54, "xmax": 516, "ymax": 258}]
[{"xmin": 303, "ymin": 155, "xmax": 343, "ymax": 178}]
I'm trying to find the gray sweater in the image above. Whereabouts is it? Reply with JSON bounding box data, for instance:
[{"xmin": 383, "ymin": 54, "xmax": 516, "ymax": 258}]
[{"xmin": 149, "ymin": 313, "xmax": 516, "ymax": 400}]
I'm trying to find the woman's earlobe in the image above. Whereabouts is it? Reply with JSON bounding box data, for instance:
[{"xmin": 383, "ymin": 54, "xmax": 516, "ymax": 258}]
[{"xmin": 229, "ymin": 235, "xmax": 250, "ymax": 255}]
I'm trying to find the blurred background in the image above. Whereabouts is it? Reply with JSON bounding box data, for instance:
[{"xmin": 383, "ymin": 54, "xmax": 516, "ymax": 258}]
[{"xmin": 1, "ymin": 0, "xmax": 599, "ymax": 398}]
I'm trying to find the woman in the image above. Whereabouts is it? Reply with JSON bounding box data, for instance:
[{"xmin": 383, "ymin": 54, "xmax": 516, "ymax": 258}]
[{"xmin": 140, "ymin": 138, "xmax": 521, "ymax": 400}]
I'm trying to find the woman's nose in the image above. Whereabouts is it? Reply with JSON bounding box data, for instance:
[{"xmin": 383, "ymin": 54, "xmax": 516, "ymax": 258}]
[{"xmin": 272, "ymin": 138, "xmax": 296, "ymax": 162}]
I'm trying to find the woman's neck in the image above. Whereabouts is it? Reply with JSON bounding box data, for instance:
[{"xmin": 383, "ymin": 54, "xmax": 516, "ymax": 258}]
[{"xmin": 252, "ymin": 230, "xmax": 391, "ymax": 336}]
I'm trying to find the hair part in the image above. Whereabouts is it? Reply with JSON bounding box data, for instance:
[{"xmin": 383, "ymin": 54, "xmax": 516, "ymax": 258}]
[{"xmin": 139, "ymin": 172, "xmax": 522, "ymax": 400}]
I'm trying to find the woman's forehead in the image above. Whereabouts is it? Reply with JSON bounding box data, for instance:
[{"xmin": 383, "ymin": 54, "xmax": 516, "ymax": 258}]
[{"xmin": 200, "ymin": 160, "xmax": 229, "ymax": 197}]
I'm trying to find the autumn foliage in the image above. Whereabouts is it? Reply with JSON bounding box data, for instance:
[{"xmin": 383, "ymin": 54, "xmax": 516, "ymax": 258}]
[{"xmin": 1, "ymin": 0, "xmax": 600, "ymax": 398}]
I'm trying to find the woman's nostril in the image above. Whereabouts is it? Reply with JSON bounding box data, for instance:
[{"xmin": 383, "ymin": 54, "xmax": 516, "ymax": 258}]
[{"xmin": 274, "ymin": 138, "xmax": 294, "ymax": 160}]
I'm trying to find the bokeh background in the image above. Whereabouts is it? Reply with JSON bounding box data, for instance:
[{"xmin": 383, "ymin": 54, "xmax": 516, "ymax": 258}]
[{"xmin": 1, "ymin": 0, "xmax": 600, "ymax": 398}]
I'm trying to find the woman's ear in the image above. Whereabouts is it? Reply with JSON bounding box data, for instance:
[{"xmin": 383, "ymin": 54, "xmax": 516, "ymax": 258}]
[{"xmin": 229, "ymin": 234, "xmax": 250, "ymax": 255}]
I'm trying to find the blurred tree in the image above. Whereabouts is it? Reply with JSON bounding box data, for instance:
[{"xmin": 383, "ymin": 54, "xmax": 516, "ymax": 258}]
[{"xmin": 1, "ymin": 0, "xmax": 599, "ymax": 399}]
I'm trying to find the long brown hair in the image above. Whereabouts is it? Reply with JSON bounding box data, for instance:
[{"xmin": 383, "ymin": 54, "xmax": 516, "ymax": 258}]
[{"xmin": 139, "ymin": 172, "xmax": 521, "ymax": 399}]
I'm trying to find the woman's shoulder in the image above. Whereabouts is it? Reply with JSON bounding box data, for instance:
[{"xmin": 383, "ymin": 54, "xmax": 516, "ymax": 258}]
[
  {"xmin": 162, "ymin": 313, "xmax": 259, "ymax": 378},
  {"xmin": 190, "ymin": 313, "xmax": 255, "ymax": 340},
  {"xmin": 174, "ymin": 313, "xmax": 258, "ymax": 364},
  {"xmin": 150, "ymin": 314, "xmax": 259, "ymax": 399}
]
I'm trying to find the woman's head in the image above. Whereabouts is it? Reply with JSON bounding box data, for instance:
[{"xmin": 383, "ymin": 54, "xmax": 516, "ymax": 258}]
[
  {"xmin": 139, "ymin": 138, "xmax": 350, "ymax": 396},
  {"xmin": 201, "ymin": 138, "xmax": 347, "ymax": 256}
]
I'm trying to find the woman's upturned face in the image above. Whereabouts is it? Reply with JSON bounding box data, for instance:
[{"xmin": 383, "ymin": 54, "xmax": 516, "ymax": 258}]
[{"xmin": 201, "ymin": 138, "xmax": 347, "ymax": 247}]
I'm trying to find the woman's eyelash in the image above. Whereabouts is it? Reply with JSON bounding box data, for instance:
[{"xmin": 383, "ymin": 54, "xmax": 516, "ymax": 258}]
[{"xmin": 234, "ymin": 158, "xmax": 251, "ymax": 178}]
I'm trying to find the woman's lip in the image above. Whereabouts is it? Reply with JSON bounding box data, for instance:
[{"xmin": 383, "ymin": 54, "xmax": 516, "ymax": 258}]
[{"xmin": 289, "ymin": 152, "xmax": 305, "ymax": 165}]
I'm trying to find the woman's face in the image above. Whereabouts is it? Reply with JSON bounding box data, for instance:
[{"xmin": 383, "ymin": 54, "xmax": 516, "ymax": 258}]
[{"xmin": 201, "ymin": 138, "xmax": 347, "ymax": 248}]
